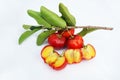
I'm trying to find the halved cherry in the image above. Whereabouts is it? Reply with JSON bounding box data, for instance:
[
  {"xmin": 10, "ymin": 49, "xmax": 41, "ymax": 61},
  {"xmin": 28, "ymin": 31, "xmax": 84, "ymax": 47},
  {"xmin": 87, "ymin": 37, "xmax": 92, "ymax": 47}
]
[
  {"xmin": 64, "ymin": 49, "xmax": 82, "ymax": 64},
  {"xmin": 41, "ymin": 45, "xmax": 54, "ymax": 60},
  {"xmin": 81, "ymin": 44, "xmax": 96, "ymax": 60},
  {"xmin": 73, "ymin": 49, "xmax": 82, "ymax": 63},
  {"xmin": 45, "ymin": 52, "xmax": 59, "ymax": 64},
  {"xmin": 51, "ymin": 56, "xmax": 67, "ymax": 70},
  {"xmin": 41, "ymin": 45, "xmax": 67, "ymax": 70},
  {"xmin": 64, "ymin": 49, "xmax": 74, "ymax": 64}
]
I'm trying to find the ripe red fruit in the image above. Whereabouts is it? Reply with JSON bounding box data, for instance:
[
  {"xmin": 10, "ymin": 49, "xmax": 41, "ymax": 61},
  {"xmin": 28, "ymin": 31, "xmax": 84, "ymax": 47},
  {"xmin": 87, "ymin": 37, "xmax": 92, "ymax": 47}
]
[
  {"xmin": 58, "ymin": 28, "xmax": 74, "ymax": 38},
  {"xmin": 67, "ymin": 35, "xmax": 84, "ymax": 49},
  {"xmin": 48, "ymin": 33, "xmax": 66, "ymax": 49}
]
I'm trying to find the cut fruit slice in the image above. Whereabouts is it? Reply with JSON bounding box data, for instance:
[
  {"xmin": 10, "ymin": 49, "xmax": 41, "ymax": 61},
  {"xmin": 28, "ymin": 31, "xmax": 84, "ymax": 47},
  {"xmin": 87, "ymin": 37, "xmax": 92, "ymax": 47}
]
[
  {"xmin": 45, "ymin": 52, "xmax": 59, "ymax": 64},
  {"xmin": 64, "ymin": 49, "xmax": 74, "ymax": 64},
  {"xmin": 41, "ymin": 45, "xmax": 54, "ymax": 59},
  {"xmin": 51, "ymin": 56, "xmax": 67, "ymax": 70},
  {"xmin": 64, "ymin": 49, "xmax": 82, "ymax": 64},
  {"xmin": 81, "ymin": 44, "xmax": 96, "ymax": 60},
  {"xmin": 73, "ymin": 49, "xmax": 82, "ymax": 63},
  {"xmin": 41, "ymin": 45, "xmax": 67, "ymax": 70}
]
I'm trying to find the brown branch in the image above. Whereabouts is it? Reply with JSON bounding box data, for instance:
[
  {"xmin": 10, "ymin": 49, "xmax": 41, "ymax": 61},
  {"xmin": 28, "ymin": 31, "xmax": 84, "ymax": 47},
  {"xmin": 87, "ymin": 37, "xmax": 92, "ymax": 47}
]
[{"xmin": 67, "ymin": 25, "xmax": 113, "ymax": 30}]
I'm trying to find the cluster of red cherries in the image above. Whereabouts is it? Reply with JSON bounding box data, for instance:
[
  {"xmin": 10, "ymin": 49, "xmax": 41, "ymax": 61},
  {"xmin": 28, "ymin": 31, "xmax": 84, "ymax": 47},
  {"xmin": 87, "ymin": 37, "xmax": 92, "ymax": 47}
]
[{"xmin": 41, "ymin": 28, "xmax": 96, "ymax": 70}]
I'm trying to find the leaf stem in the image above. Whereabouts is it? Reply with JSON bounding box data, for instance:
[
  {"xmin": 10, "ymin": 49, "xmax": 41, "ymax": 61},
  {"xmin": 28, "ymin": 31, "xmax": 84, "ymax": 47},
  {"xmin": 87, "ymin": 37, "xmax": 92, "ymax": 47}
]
[{"xmin": 67, "ymin": 25, "xmax": 113, "ymax": 30}]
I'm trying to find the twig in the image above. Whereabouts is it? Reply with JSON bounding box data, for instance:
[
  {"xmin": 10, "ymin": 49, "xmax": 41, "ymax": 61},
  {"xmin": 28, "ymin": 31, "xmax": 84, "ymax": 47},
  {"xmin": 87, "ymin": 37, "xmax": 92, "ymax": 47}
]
[{"xmin": 68, "ymin": 25, "xmax": 113, "ymax": 30}]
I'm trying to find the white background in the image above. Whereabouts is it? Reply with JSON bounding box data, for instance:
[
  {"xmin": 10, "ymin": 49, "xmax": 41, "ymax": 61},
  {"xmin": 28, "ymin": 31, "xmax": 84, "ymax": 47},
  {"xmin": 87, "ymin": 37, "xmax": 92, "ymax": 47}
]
[{"xmin": 0, "ymin": 0, "xmax": 120, "ymax": 80}]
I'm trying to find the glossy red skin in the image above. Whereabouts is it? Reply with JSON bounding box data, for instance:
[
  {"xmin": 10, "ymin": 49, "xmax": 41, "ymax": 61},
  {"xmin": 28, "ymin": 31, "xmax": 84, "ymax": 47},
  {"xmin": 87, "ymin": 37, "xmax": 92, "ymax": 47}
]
[
  {"xmin": 50, "ymin": 58, "xmax": 67, "ymax": 70},
  {"xmin": 48, "ymin": 33, "xmax": 66, "ymax": 49},
  {"xmin": 52, "ymin": 62, "xmax": 67, "ymax": 70},
  {"xmin": 58, "ymin": 28, "xmax": 74, "ymax": 38},
  {"xmin": 67, "ymin": 35, "xmax": 84, "ymax": 49}
]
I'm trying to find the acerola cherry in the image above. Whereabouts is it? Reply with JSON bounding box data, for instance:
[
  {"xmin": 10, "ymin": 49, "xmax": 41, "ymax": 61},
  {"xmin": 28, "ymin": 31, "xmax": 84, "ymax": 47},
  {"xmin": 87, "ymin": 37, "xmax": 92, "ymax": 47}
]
[
  {"xmin": 48, "ymin": 33, "xmax": 66, "ymax": 49},
  {"xmin": 67, "ymin": 35, "xmax": 84, "ymax": 49}
]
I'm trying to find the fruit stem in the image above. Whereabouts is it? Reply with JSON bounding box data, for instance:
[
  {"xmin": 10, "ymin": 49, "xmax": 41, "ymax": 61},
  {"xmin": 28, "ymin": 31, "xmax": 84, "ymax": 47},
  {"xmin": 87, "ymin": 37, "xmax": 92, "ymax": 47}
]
[
  {"xmin": 68, "ymin": 30, "xmax": 74, "ymax": 38},
  {"xmin": 57, "ymin": 34, "xmax": 62, "ymax": 39},
  {"xmin": 60, "ymin": 29, "xmax": 67, "ymax": 35},
  {"xmin": 61, "ymin": 50, "xmax": 65, "ymax": 56},
  {"xmin": 66, "ymin": 27, "xmax": 74, "ymax": 38}
]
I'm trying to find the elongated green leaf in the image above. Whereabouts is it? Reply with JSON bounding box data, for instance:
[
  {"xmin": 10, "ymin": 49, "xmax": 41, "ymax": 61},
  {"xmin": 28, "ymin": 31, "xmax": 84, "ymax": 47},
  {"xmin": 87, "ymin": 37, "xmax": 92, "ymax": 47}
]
[
  {"xmin": 23, "ymin": 24, "xmax": 32, "ymax": 30},
  {"xmin": 78, "ymin": 28, "xmax": 98, "ymax": 37},
  {"xmin": 37, "ymin": 30, "xmax": 55, "ymax": 45},
  {"xmin": 30, "ymin": 26, "xmax": 42, "ymax": 30},
  {"xmin": 23, "ymin": 24, "xmax": 43, "ymax": 30},
  {"xmin": 19, "ymin": 29, "xmax": 40, "ymax": 44},
  {"xmin": 27, "ymin": 10, "xmax": 52, "ymax": 28}
]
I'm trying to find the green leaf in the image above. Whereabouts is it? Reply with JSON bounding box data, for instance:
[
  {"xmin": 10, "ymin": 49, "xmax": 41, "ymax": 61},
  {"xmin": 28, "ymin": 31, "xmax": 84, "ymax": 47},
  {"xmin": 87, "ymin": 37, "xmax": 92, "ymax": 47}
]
[
  {"xmin": 37, "ymin": 30, "xmax": 55, "ymax": 45},
  {"xmin": 23, "ymin": 24, "xmax": 43, "ymax": 30},
  {"xmin": 23, "ymin": 24, "xmax": 32, "ymax": 30},
  {"xmin": 78, "ymin": 28, "xmax": 98, "ymax": 37},
  {"xmin": 30, "ymin": 26, "xmax": 42, "ymax": 30},
  {"xmin": 18, "ymin": 29, "xmax": 40, "ymax": 44}
]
